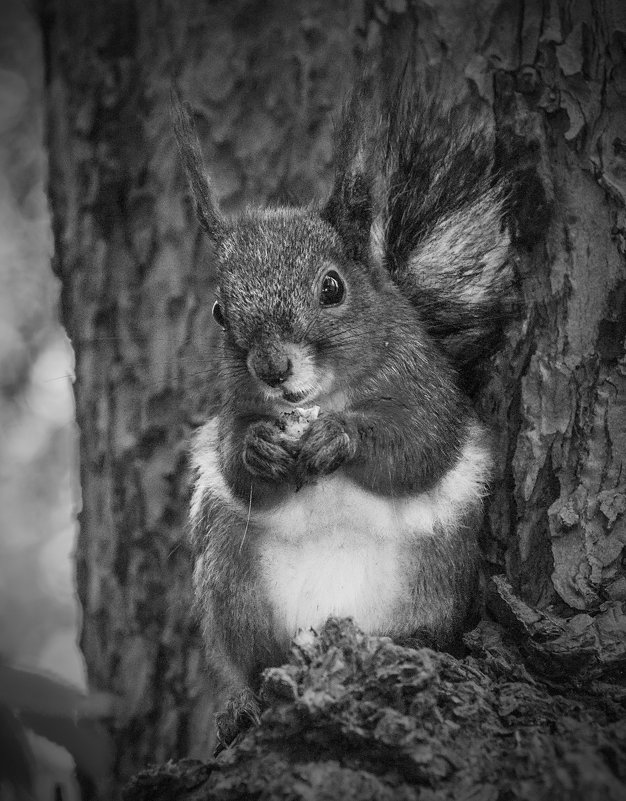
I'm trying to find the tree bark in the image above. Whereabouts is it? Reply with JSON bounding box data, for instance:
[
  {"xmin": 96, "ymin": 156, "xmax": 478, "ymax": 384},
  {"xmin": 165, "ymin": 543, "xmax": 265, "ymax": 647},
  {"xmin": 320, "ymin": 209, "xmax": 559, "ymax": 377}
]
[
  {"xmin": 45, "ymin": 0, "xmax": 626, "ymax": 796},
  {"xmin": 479, "ymin": 0, "xmax": 626, "ymax": 619},
  {"xmin": 123, "ymin": 617, "xmax": 626, "ymax": 801}
]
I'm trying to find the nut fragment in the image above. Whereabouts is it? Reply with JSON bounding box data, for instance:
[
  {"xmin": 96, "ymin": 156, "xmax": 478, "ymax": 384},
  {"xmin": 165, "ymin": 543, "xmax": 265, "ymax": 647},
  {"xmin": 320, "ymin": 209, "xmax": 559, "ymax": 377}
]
[{"xmin": 277, "ymin": 405, "xmax": 320, "ymax": 440}]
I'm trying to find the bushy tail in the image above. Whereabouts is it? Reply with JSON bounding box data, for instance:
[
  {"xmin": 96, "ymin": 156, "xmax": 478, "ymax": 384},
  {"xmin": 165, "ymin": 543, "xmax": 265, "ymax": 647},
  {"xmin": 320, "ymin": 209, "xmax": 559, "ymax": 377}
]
[{"xmin": 323, "ymin": 72, "xmax": 514, "ymax": 377}]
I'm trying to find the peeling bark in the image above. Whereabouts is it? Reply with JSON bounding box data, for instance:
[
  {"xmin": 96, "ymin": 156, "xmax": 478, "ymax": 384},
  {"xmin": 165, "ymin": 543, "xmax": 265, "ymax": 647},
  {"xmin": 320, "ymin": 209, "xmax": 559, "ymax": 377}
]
[{"xmin": 484, "ymin": 0, "xmax": 626, "ymax": 619}]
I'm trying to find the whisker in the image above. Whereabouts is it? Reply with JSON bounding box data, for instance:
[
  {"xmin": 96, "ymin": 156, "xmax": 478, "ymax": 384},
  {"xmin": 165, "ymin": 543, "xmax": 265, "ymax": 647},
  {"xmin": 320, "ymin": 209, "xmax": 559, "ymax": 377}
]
[
  {"xmin": 168, "ymin": 540, "xmax": 184, "ymax": 558},
  {"xmin": 239, "ymin": 483, "xmax": 254, "ymax": 554},
  {"xmin": 43, "ymin": 374, "xmax": 75, "ymax": 383}
]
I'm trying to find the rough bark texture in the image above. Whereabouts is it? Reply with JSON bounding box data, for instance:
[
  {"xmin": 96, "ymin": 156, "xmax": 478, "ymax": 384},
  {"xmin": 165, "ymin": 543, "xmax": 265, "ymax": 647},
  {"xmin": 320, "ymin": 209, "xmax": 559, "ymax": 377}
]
[
  {"xmin": 45, "ymin": 0, "xmax": 626, "ymax": 797},
  {"xmin": 479, "ymin": 0, "xmax": 626, "ymax": 622},
  {"xmin": 124, "ymin": 617, "xmax": 626, "ymax": 801}
]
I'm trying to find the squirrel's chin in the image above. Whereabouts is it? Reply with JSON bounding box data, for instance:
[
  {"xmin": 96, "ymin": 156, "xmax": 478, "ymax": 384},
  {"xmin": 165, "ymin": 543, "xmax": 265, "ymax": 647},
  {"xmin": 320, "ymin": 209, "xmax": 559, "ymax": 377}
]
[
  {"xmin": 282, "ymin": 388, "xmax": 314, "ymax": 404},
  {"xmin": 271, "ymin": 391, "xmax": 321, "ymax": 414}
]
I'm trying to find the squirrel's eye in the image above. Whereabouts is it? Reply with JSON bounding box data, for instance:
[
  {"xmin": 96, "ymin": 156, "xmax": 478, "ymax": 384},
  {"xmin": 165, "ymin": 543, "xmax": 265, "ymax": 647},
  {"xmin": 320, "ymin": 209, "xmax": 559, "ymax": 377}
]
[
  {"xmin": 212, "ymin": 300, "xmax": 226, "ymax": 328},
  {"xmin": 319, "ymin": 270, "xmax": 345, "ymax": 306}
]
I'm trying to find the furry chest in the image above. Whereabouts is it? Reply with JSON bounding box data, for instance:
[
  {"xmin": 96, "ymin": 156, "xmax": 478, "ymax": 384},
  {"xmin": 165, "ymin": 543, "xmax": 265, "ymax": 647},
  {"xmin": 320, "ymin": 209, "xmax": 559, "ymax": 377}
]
[
  {"xmin": 254, "ymin": 473, "xmax": 423, "ymax": 638},
  {"xmin": 191, "ymin": 417, "xmax": 490, "ymax": 643}
]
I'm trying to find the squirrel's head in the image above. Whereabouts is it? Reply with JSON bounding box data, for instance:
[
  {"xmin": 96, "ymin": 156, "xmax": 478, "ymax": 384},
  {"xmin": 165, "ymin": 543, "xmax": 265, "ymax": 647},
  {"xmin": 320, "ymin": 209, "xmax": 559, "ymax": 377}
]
[
  {"xmin": 172, "ymin": 89, "xmax": 400, "ymax": 409},
  {"xmin": 211, "ymin": 205, "xmax": 397, "ymax": 407},
  {"xmin": 213, "ymin": 209, "xmax": 380, "ymax": 406}
]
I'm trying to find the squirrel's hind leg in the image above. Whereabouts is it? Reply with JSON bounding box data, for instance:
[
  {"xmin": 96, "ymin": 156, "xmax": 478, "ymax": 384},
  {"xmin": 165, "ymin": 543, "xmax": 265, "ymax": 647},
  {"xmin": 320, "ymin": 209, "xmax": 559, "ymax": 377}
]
[{"xmin": 214, "ymin": 686, "xmax": 262, "ymax": 755}]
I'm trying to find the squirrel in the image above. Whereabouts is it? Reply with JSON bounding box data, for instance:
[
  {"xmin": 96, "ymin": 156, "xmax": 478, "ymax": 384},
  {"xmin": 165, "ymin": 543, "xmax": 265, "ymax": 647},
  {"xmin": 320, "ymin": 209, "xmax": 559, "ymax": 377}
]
[{"xmin": 173, "ymin": 73, "xmax": 512, "ymax": 707}]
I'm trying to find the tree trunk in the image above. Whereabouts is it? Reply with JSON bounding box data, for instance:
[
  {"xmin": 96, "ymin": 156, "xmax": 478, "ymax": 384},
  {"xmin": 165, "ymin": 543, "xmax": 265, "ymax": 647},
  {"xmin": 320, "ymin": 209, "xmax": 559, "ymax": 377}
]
[
  {"xmin": 479, "ymin": 0, "xmax": 626, "ymax": 619},
  {"xmin": 45, "ymin": 0, "xmax": 626, "ymax": 796}
]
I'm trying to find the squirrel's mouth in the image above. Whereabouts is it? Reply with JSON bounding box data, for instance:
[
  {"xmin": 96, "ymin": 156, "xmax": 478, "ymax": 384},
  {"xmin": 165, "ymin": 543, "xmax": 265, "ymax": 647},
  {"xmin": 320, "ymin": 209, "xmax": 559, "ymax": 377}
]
[
  {"xmin": 257, "ymin": 379, "xmax": 317, "ymax": 408},
  {"xmin": 282, "ymin": 388, "xmax": 312, "ymax": 404}
]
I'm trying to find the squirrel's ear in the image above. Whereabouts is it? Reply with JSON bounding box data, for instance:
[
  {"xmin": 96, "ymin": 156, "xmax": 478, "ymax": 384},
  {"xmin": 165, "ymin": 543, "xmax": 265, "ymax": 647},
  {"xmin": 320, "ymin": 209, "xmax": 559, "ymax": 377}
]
[
  {"xmin": 171, "ymin": 87, "xmax": 226, "ymax": 244},
  {"xmin": 321, "ymin": 90, "xmax": 378, "ymax": 264}
]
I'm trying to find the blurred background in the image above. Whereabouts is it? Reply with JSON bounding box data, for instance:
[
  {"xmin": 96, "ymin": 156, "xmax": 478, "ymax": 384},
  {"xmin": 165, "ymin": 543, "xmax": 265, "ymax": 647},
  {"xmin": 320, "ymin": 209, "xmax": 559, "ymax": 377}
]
[
  {"xmin": 0, "ymin": 2, "xmax": 93, "ymax": 798},
  {"xmin": 0, "ymin": 0, "xmax": 81, "ymax": 687}
]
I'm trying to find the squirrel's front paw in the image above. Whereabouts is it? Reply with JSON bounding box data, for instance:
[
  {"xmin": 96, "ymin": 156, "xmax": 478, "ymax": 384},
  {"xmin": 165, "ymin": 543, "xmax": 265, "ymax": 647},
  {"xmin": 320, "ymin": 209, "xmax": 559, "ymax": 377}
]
[
  {"xmin": 243, "ymin": 421, "xmax": 297, "ymax": 482},
  {"xmin": 296, "ymin": 413, "xmax": 358, "ymax": 484}
]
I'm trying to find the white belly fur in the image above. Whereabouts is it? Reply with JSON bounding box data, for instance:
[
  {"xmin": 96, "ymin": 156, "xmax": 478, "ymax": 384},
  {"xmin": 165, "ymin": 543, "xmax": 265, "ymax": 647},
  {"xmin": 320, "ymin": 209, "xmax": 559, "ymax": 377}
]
[
  {"xmin": 256, "ymin": 475, "xmax": 406, "ymax": 637},
  {"xmin": 253, "ymin": 425, "xmax": 491, "ymax": 639}
]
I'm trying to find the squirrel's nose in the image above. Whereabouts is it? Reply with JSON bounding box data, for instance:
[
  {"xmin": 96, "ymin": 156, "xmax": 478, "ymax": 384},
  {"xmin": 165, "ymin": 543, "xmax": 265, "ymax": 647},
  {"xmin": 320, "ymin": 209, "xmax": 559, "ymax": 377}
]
[
  {"xmin": 248, "ymin": 348, "xmax": 292, "ymax": 388},
  {"xmin": 263, "ymin": 366, "xmax": 291, "ymax": 387}
]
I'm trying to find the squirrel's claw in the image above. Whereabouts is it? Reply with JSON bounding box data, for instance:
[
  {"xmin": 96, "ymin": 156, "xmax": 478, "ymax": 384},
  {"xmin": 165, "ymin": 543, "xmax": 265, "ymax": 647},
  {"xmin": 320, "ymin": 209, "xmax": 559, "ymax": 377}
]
[
  {"xmin": 242, "ymin": 421, "xmax": 298, "ymax": 482},
  {"xmin": 214, "ymin": 687, "xmax": 261, "ymax": 756},
  {"xmin": 295, "ymin": 413, "xmax": 358, "ymax": 483}
]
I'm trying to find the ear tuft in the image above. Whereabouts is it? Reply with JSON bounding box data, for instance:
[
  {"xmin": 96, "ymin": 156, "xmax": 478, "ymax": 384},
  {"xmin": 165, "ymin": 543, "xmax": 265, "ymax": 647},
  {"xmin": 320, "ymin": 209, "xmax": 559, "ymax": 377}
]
[
  {"xmin": 320, "ymin": 88, "xmax": 377, "ymax": 263},
  {"xmin": 170, "ymin": 86, "xmax": 226, "ymax": 244}
]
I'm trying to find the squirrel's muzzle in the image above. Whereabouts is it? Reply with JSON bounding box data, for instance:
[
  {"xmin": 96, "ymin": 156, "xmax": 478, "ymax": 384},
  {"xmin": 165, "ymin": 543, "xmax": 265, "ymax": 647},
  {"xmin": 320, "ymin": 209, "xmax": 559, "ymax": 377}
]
[{"xmin": 248, "ymin": 343, "xmax": 293, "ymax": 388}]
